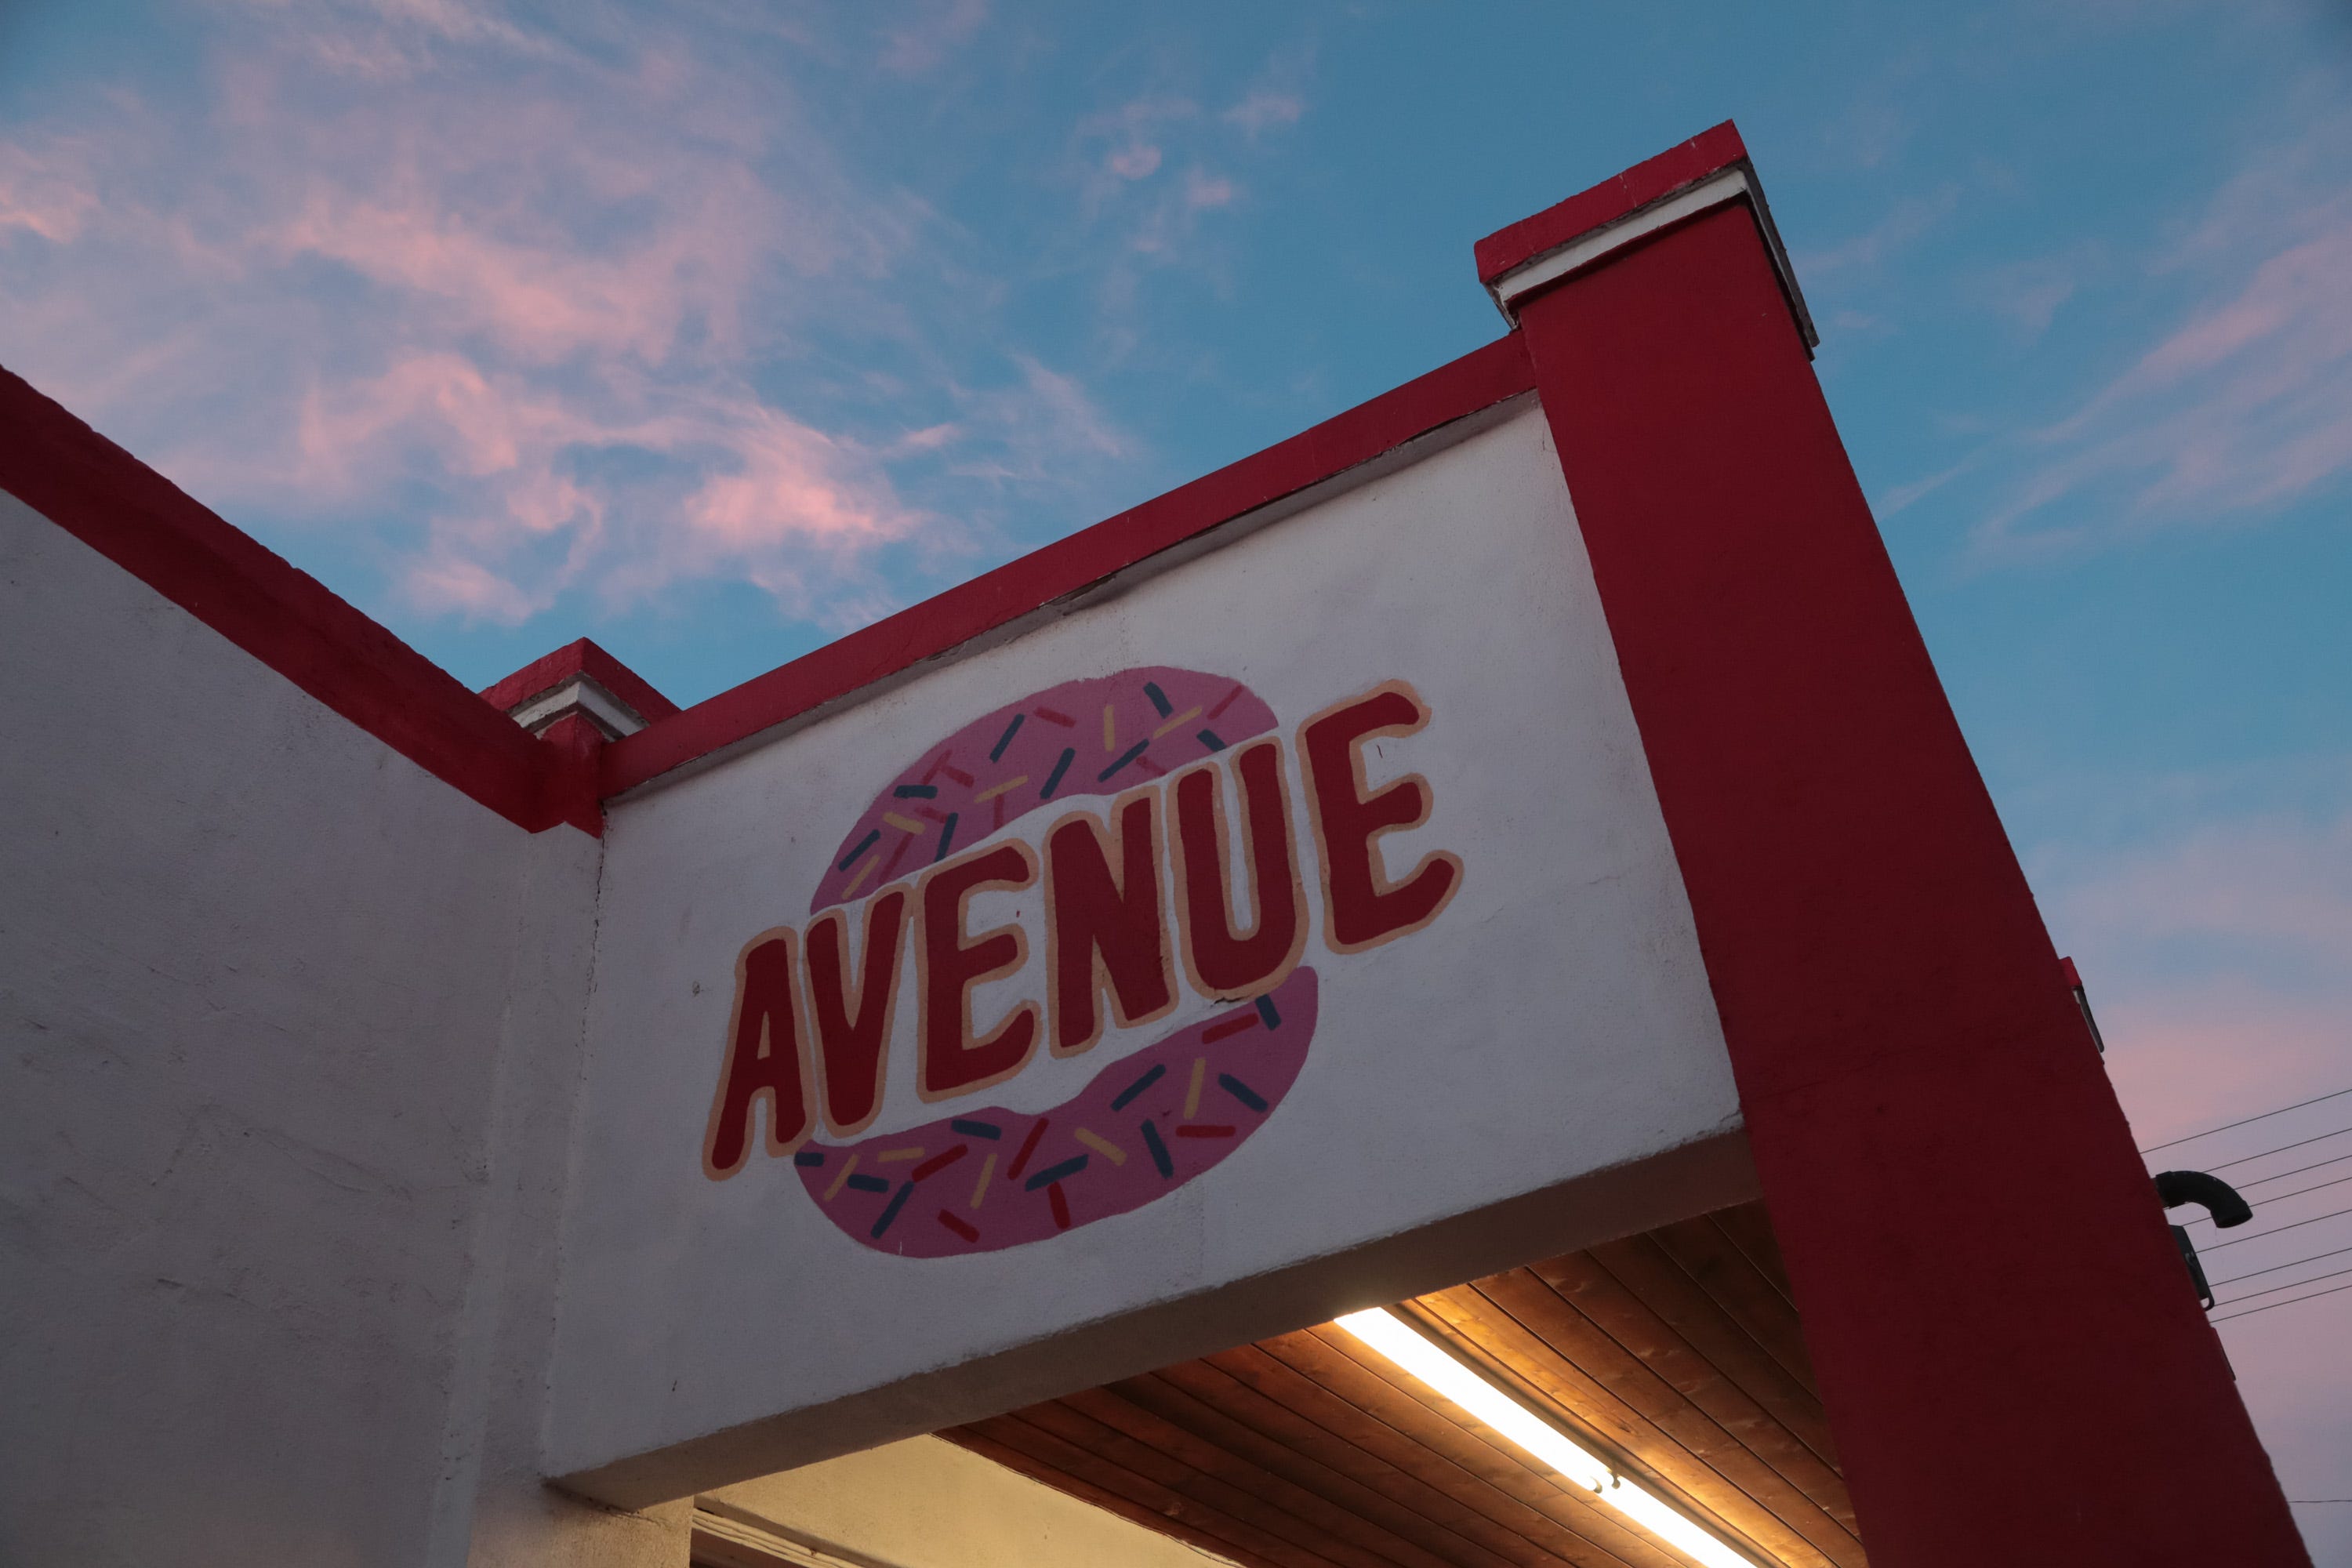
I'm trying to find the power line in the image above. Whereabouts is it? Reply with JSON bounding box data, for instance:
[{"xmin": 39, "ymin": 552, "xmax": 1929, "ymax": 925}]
[
  {"xmin": 2235, "ymin": 1150, "xmax": 2352, "ymax": 1190},
  {"xmin": 2201, "ymin": 1205, "xmax": 2352, "ymax": 1252},
  {"xmin": 2212, "ymin": 1243, "xmax": 2352, "ymax": 1289},
  {"xmin": 2213, "ymin": 1263, "xmax": 2352, "ymax": 1309},
  {"xmin": 2140, "ymin": 1087, "xmax": 2352, "ymax": 1154},
  {"xmin": 2209, "ymin": 1125, "xmax": 2352, "ymax": 1171},
  {"xmin": 2211, "ymin": 1279, "xmax": 2352, "ymax": 1324},
  {"xmin": 2185, "ymin": 1171, "xmax": 2352, "ymax": 1222}
]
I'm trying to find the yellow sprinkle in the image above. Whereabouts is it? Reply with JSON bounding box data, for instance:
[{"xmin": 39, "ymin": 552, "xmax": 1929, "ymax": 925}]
[
  {"xmin": 1184, "ymin": 1057, "xmax": 1206, "ymax": 1120},
  {"xmin": 1073, "ymin": 1127, "xmax": 1127, "ymax": 1166},
  {"xmin": 842, "ymin": 858, "xmax": 877, "ymax": 898},
  {"xmin": 976, "ymin": 775, "xmax": 1029, "ymax": 802},
  {"xmin": 970, "ymin": 1150, "xmax": 997, "ymax": 1209},
  {"xmin": 1102, "ymin": 703, "xmax": 1117, "ymax": 752},
  {"xmin": 823, "ymin": 1152, "xmax": 860, "ymax": 1200},
  {"xmin": 1152, "ymin": 704, "xmax": 1204, "ymax": 740},
  {"xmin": 876, "ymin": 1146, "xmax": 926, "ymax": 1163},
  {"xmin": 884, "ymin": 811, "xmax": 925, "ymax": 834}
]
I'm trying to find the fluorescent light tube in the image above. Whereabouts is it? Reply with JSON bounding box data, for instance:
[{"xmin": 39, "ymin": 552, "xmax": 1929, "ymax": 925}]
[{"xmin": 1335, "ymin": 1308, "xmax": 1761, "ymax": 1568}]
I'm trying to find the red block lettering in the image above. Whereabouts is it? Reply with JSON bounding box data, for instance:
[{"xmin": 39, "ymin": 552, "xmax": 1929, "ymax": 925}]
[
  {"xmin": 804, "ymin": 887, "xmax": 909, "ymax": 1136},
  {"xmin": 918, "ymin": 841, "xmax": 1040, "ymax": 1099},
  {"xmin": 1299, "ymin": 681, "xmax": 1462, "ymax": 953},
  {"xmin": 702, "ymin": 928, "xmax": 814, "ymax": 1178},
  {"xmin": 1045, "ymin": 788, "xmax": 1174, "ymax": 1056},
  {"xmin": 1172, "ymin": 739, "xmax": 1307, "ymax": 998}
]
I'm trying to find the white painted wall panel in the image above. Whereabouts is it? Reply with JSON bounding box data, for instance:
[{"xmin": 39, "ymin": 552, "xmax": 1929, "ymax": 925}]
[{"xmin": 554, "ymin": 404, "xmax": 1743, "ymax": 1492}]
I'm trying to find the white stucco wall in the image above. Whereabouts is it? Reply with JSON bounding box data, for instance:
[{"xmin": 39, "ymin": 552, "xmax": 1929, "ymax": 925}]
[
  {"xmin": 551, "ymin": 402, "xmax": 1748, "ymax": 1501},
  {"xmin": 0, "ymin": 494, "xmax": 677, "ymax": 1568}
]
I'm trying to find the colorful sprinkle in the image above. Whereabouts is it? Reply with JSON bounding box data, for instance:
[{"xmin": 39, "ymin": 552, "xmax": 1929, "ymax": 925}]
[
  {"xmin": 1196, "ymin": 728, "xmax": 1226, "ymax": 753},
  {"xmin": 1025, "ymin": 1154, "xmax": 1088, "ymax": 1192},
  {"xmin": 837, "ymin": 829, "xmax": 880, "ymax": 871},
  {"xmin": 1102, "ymin": 703, "xmax": 1118, "ymax": 752},
  {"xmin": 993, "ymin": 794, "xmax": 1007, "ymax": 829},
  {"xmin": 841, "ymin": 858, "xmax": 878, "ymax": 899},
  {"xmin": 921, "ymin": 751, "xmax": 950, "ymax": 784},
  {"xmin": 1184, "ymin": 1057, "xmax": 1206, "ymax": 1119},
  {"xmin": 911, "ymin": 1145, "xmax": 969, "ymax": 1181},
  {"xmin": 1141, "ymin": 1119, "xmax": 1174, "ymax": 1178},
  {"xmin": 1098, "ymin": 741, "xmax": 1149, "ymax": 782},
  {"xmin": 881, "ymin": 834, "xmax": 913, "ymax": 879},
  {"xmin": 1047, "ymin": 1183, "xmax": 1073, "ymax": 1230},
  {"xmin": 950, "ymin": 1118, "xmax": 1003, "ymax": 1140},
  {"xmin": 1218, "ymin": 1073, "xmax": 1269, "ymax": 1112},
  {"xmin": 870, "ymin": 1181, "xmax": 914, "ymax": 1237},
  {"xmin": 794, "ymin": 1150, "xmax": 826, "ymax": 1167},
  {"xmin": 937, "ymin": 1210, "xmax": 981, "ymax": 1243},
  {"xmin": 935, "ymin": 812, "xmax": 959, "ymax": 862},
  {"xmin": 846, "ymin": 1173, "xmax": 891, "ymax": 1193},
  {"xmin": 894, "ymin": 783, "xmax": 938, "ymax": 799},
  {"xmin": 1255, "ymin": 994, "xmax": 1283, "ymax": 1030},
  {"xmin": 1207, "ymin": 683, "xmax": 1245, "ymax": 720},
  {"xmin": 914, "ymin": 804, "xmax": 949, "ymax": 823},
  {"xmin": 875, "ymin": 1145, "xmax": 925, "ymax": 1163},
  {"xmin": 970, "ymin": 1150, "xmax": 997, "ymax": 1208},
  {"xmin": 1040, "ymin": 748, "xmax": 1076, "ymax": 799},
  {"xmin": 1152, "ymin": 705, "xmax": 1203, "ymax": 740},
  {"xmin": 1175, "ymin": 1124, "xmax": 1236, "ymax": 1139},
  {"xmin": 1073, "ymin": 1127, "xmax": 1127, "ymax": 1166},
  {"xmin": 989, "ymin": 713, "xmax": 1026, "ymax": 761},
  {"xmin": 1110, "ymin": 1062, "xmax": 1166, "ymax": 1112},
  {"xmin": 1201, "ymin": 1011, "xmax": 1259, "ymax": 1044},
  {"xmin": 1035, "ymin": 706, "xmax": 1076, "ymax": 727},
  {"xmin": 1136, "ymin": 757, "xmax": 1166, "ymax": 778},
  {"xmin": 884, "ymin": 811, "xmax": 925, "ymax": 834},
  {"xmin": 975, "ymin": 775, "xmax": 1028, "ymax": 802},
  {"xmin": 823, "ymin": 1154, "xmax": 861, "ymax": 1200},
  {"xmin": 1143, "ymin": 681, "xmax": 1174, "ymax": 717},
  {"xmin": 942, "ymin": 764, "xmax": 975, "ymax": 786},
  {"xmin": 1007, "ymin": 1118, "xmax": 1050, "ymax": 1179}
]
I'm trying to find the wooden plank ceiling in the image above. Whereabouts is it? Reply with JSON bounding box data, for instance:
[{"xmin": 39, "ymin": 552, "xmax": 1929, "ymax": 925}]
[{"xmin": 939, "ymin": 1202, "xmax": 1863, "ymax": 1568}]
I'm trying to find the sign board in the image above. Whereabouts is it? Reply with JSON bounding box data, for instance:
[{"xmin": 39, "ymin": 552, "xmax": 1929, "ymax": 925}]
[{"xmin": 550, "ymin": 399, "xmax": 1748, "ymax": 1494}]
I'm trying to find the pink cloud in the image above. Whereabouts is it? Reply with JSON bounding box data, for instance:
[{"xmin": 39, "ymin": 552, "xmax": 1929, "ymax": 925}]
[
  {"xmin": 879, "ymin": 0, "xmax": 988, "ymax": 77},
  {"xmin": 1107, "ymin": 145, "xmax": 1163, "ymax": 181},
  {"xmin": 1223, "ymin": 91, "xmax": 1303, "ymax": 137}
]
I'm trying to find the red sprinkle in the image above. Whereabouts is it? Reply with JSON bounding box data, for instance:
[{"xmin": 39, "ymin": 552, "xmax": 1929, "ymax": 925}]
[
  {"xmin": 993, "ymin": 793, "xmax": 1007, "ymax": 830},
  {"xmin": 1175, "ymin": 1124, "xmax": 1236, "ymax": 1138},
  {"xmin": 1206, "ymin": 683, "xmax": 1245, "ymax": 720},
  {"xmin": 1047, "ymin": 1183, "xmax": 1073, "ymax": 1229},
  {"xmin": 911, "ymin": 1145, "xmax": 969, "ymax": 1181},
  {"xmin": 1136, "ymin": 756, "xmax": 1166, "ymax": 778},
  {"xmin": 922, "ymin": 750, "xmax": 952, "ymax": 783},
  {"xmin": 937, "ymin": 1210, "xmax": 980, "ymax": 1243},
  {"xmin": 915, "ymin": 804, "xmax": 949, "ymax": 823},
  {"xmin": 1008, "ymin": 1116, "xmax": 1050, "ymax": 1179},
  {"xmin": 1201, "ymin": 1013, "xmax": 1259, "ymax": 1044},
  {"xmin": 942, "ymin": 765, "xmax": 975, "ymax": 786},
  {"xmin": 881, "ymin": 835, "xmax": 913, "ymax": 878},
  {"xmin": 1033, "ymin": 706, "xmax": 1076, "ymax": 727}
]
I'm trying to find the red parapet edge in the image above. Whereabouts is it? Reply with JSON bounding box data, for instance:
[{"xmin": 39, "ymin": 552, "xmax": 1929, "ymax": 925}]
[
  {"xmin": 481, "ymin": 636, "xmax": 681, "ymax": 724},
  {"xmin": 1474, "ymin": 120, "xmax": 1748, "ymax": 286},
  {"xmin": 601, "ymin": 332, "xmax": 1536, "ymax": 799},
  {"xmin": 0, "ymin": 364, "xmax": 572, "ymax": 834}
]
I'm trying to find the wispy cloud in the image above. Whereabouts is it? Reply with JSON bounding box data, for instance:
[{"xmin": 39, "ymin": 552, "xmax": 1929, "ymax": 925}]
[
  {"xmin": 0, "ymin": 0, "xmax": 1118, "ymax": 633},
  {"xmin": 1965, "ymin": 114, "xmax": 2352, "ymax": 561}
]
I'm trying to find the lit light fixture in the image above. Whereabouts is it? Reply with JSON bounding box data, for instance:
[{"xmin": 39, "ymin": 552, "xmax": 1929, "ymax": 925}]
[{"xmin": 1335, "ymin": 1308, "xmax": 1761, "ymax": 1568}]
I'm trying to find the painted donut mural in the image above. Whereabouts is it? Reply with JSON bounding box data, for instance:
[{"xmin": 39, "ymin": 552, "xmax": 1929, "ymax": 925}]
[{"xmin": 702, "ymin": 666, "xmax": 1462, "ymax": 1259}]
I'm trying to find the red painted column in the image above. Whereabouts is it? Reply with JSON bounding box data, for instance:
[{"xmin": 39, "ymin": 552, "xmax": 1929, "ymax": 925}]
[{"xmin": 1513, "ymin": 202, "xmax": 2307, "ymax": 1562}]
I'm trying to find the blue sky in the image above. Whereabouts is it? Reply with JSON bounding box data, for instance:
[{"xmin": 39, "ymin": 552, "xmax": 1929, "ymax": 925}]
[{"xmin": 4, "ymin": 0, "xmax": 2349, "ymax": 1548}]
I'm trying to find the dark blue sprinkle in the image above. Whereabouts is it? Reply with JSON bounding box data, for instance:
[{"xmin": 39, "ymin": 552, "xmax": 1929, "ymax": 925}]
[
  {"xmin": 935, "ymin": 812, "xmax": 959, "ymax": 862},
  {"xmin": 1024, "ymin": 1154, "xmax": 1087, "ymax": 1192},
  {"xmin": 845, "ymin": 1173, "xmax": 891, "ymax": 1194},
  {"xmin": 1196, "ymin": 728, "xmax": 1226, "ymax": 753},
  {"xmin": 1254, "ymin": 994, "xmax": 1281, "ymax": 1030},
  {"xmin": 870, "ymin": 1181, "xmax": 914, "ymax": 1238},
  {"xmin": 1040, "ymin": 747, "xmax": 1076, "ymax": 799},
  {"xmin": 1142, "ymin": 1120, "xmax": 1174, "ymax": 1178},
  {"xmin": 793, "ymin": 1150, "xmax": 826, "ymax": 1167},
  {"xmin": 1218, "ymin": 1073, "xmax": 1269, "ymax": 1112},
  {"xmin": 989, "ymin": 713, "xmax": 1025, "ymax": 762},
  {"xmin": 1098, "ymin": 741, "xmax": 1149, "ymax": 782},
  {"xmin": 1110, "ymin": 1062, "xmax": 1166, "ymax": 1112},
  {"xmin": 1143, "ymin": 681, "xmax": 1174, "ymax": 717},
  {"xmin": 837, "ymin": 829, "xmax": 880, "ymax": 871},
  {"xmin": 893, "ymin": 783, "xmax": 938, "ymax": 799},
  {"xmin": 950, "ymin": 1118, "xmax": 1003, "ymax": 1140}
]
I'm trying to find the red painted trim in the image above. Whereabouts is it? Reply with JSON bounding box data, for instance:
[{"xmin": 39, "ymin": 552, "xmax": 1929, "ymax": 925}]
[
  {"xmin": 482, "ymin": 637, "xmax": 680, "ymax": 724},
  {"xmin": 603, "ymin": 334, "xmax": 1535, "ymax": 799},
  {"xmin": 1517, "ymin": 204, "xmax": 2307, "ymax": 1560},
  {"xmin": 0, "ymin": 364, "xmax": 582, "ymax": 836},
  {"xmin": 1472, "ymin": 121, "xmax": 1748, "ymax": 285}
]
